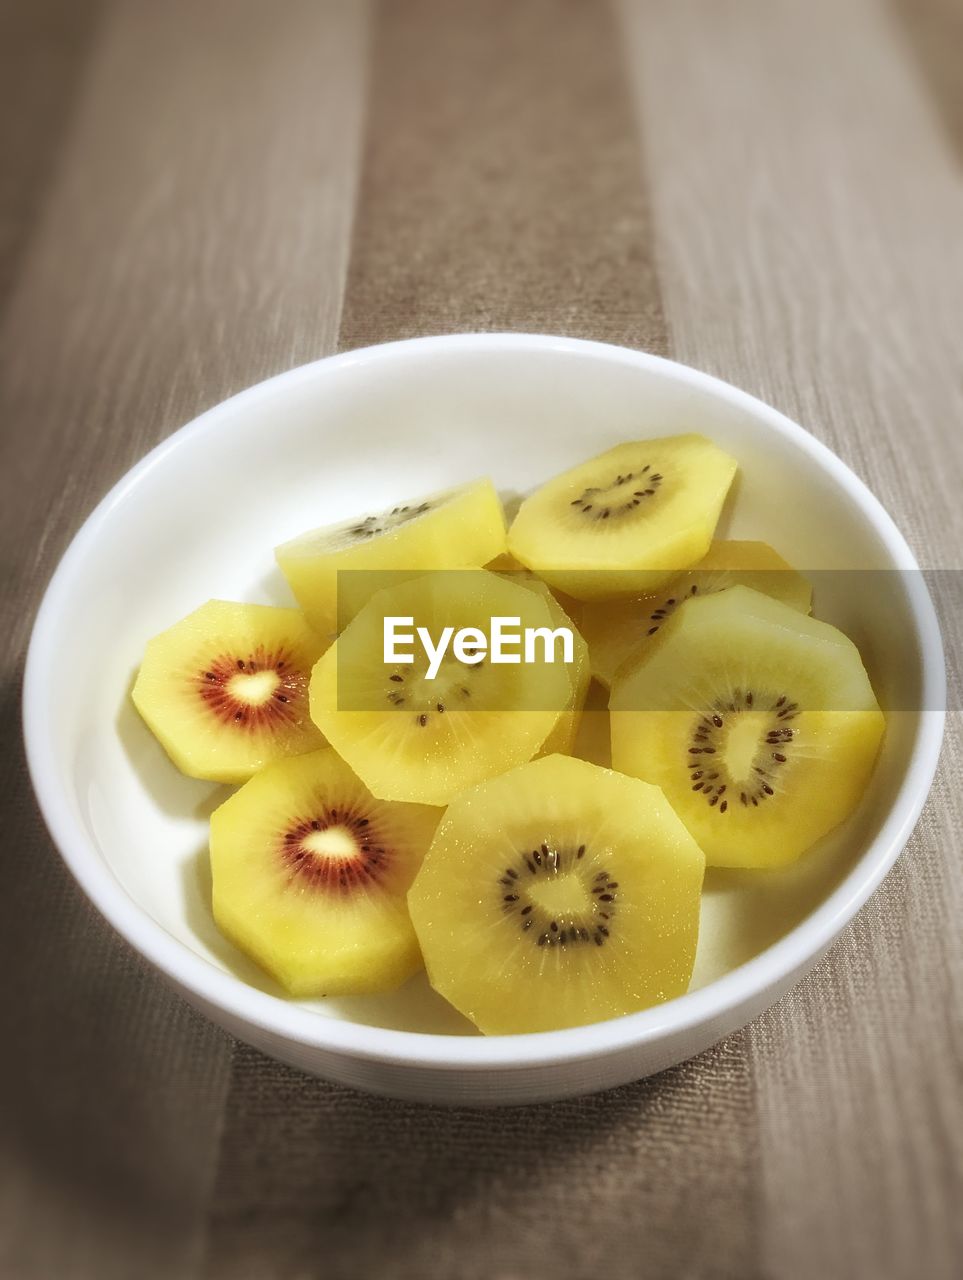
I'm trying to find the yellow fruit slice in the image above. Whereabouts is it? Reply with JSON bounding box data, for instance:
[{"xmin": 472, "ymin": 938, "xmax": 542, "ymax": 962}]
[
  {"xmin": 493, "ymin": 570, "xmax": 591, "ymax": 756},
  {"xmin": 210, "ymin": 748, "xmax": 439, "ymax": 996},
  {"xmin": 536, "ymin": 591, "xmax": 590, "ymax": 756},
  {"xmin": 507, "ymin": 434, "xmax": 737, "ymax": 600},
  {"xmin": 581, "ymin": 540, "xmax": 813, "ymax": 687},
  {"xmin": 309, "ymin": 570, "xmax": 573, "ymax": 805},
  {"xmin": 276, "ymin": 478, "xmax": 507, "ymax": 637},
  {"xmin": 610, "ymin": 586, "xmax": 885, "ymax": 868},
  {"xmin": 484, "ymin": 551, "xmax": 527, "ymax": 572},
  {"xmin": 131, "ymin": 600, "xmax": 327, "ymax": 783},
  {"xmin": 407, "ymin": 754, "xmax": 705, "ymax": 1034}
]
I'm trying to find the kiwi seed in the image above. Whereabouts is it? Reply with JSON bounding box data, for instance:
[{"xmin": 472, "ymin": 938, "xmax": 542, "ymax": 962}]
[
  {"xmin": 646, "ymin": 582, "xmax": 700, "ymax": 637},
  {"xmin": 569, "ymin": 464, "xmax": 664, "ymax": 522},
  {"xmin": 195, "ymin": 644, "xmax": 307, "ymax": 731},
  {"xmin": 687, "ymin": 689, "xmax": 800, "ymax": 812},
  {"xmin": 348, "ymin": 501, "xmax": 432, "ymax": 540},
  {"xmin": 498, "ymin": 843, "xmax": 617, "ymax": 948},
  {"xmin": 383, "ymin": 651, "xmax": 484, "ymax": 727}
]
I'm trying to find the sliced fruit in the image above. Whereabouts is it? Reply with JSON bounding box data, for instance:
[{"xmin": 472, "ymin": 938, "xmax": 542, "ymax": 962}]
[
  {"xmin": 494, "ymin": 570, "xmax": 591, "ymax": 756},
  {"xmin": 581, "ymin": 540, "xmax": 813, "ymax": 687},
  {"xmin": 309, "ymin": 570, "xmax": 572, "ymax": 805},
  {"xmin": 507, "ymin": 434, "xmax": 737, "ymax": 600},
  {"xmin": 407, "ymin": 754, "xmax": 705, "ymax": 1034},
  {"xmin": 276, "ymin": 477, "xmax": 507, "ymax": 637},
  {"xmin": 210, "ymin": 748, "xmax": 439, "ymax": 996},
  {"xmin": 484, "ymin": 550, "xmax": 527, "ymax": 572},
  {"xmin": 610, "ymin": 586, "xmax": 885, "ymax": 869},
  {"xmin": 535, "ymin": 591, "xmax": 590, "ymax": 756},
  {"xmin": 131, "ymin": 600, "xmax": 327, "ymax": 783}
]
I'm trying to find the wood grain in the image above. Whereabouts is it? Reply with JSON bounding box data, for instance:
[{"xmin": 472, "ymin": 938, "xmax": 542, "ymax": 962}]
[
  {"xmin": 893, "ymin": 0, "xmax": 963, "ymax": 165},
  {"xmin": 207, "ymin": 6, "xmax": 757, "ymax": 1279},
  {"xmin": 0, "ymin": 2, "xmax": 367, "ymax": 1277},
  {"xmin": 337, "ymin": 0, "xmax": 666, "ymax": 351},
  {"xmin": 0, "ymin": 0, "xmax": 106, "ymax": 313},
  {"xmin": 619, "ymin": 1, "xmax": 963, "ymax": 1276},
  {"xmin": 1, "ymin": 0, "xmax": 960, "ymax": 1276}
]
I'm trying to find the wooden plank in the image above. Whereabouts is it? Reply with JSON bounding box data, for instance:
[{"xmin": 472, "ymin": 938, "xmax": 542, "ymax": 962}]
[
  {"xmin": 619, "ymin": 0, "xmax": 963, "ymax": 1275},
  {"xmin": 205, "ymin": 4, "xmax": 759, "ymax": 1280},
  {"xmin": 0, "ymin": 2, "xmax": 367, "ymax": 1277},
  {"xmin": 893, "ymin": 0, "xmax": 963, "ymax": 165},
  {"xmin": 338, "ymin": 0, "xmax": 666, "ymax": 351},
  {"xmin": 0, "ymin": 0, "xmax": 106, "ymax": 312}
]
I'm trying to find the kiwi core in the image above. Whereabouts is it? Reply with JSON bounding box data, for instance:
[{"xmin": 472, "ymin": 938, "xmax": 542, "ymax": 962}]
[
  {"xmin": 280, "ymin": 808, "xmax": 388, "ymax": 893},
  {"xmin": 227, "ymin": 669, "xmax": 280, "ymax": 705},
  {"xmin": 569, "ymin": 463, "xmax": 663, "ymax": 522},
  {"xmin": 302, "ymin": 825, "xmax": 358, "ymax": 859},
  {"xmin": 499, "ymin": 842, "xmax": 618, "ymax": 949},
  {"xmin": 527, "ymin": 874, "xmax": 591, "ymax": 918},
  {"xmin": 385, "ymin": 651, "xmax": 484, "ymax": 726},
  {"xmin": 724, "ymin": 714, "xmax": 767, "ymax": 777},
  {"xmin": 198, "ymin": 647, "xmax": 306, "ymax": 730},
  {"xmin": 688, "ymin": 690, "xmax": 799, "ymax": 812}
]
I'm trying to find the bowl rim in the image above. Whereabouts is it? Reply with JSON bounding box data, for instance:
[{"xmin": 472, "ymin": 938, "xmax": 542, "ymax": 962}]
[{"xmin": 22, "ymin": 332, "xmax": 946, "ymax": 1070}]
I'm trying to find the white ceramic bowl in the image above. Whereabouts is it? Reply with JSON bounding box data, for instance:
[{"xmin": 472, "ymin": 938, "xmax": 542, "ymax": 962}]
[{"xmin": 23, "ymin": 334, "xmax": 944, "ymax": 1105}]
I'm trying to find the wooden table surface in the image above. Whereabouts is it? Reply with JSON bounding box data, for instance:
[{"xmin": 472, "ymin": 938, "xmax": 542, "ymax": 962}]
[{"xmin": 2, "ymin": 2, "xmax": 961, "ymax": 1278}]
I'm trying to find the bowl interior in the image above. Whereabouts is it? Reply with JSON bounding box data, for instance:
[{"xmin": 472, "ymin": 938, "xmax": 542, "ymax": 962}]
[{"xmin": 33, "ymin": 338, "xmax": 927, "ymax": 1036}]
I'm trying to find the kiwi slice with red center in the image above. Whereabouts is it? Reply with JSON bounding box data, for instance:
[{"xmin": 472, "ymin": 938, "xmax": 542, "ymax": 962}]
[
  {"xmin": 210, "ymin": 748, "xmax": 440, "ymax": 996},
  {"xmin": 131, "ymin": 600, "xmax": 327, "ymax": 783},
  {"xmin": 197, "ymin": 643, "xmax": 306, "ymax": 728}
]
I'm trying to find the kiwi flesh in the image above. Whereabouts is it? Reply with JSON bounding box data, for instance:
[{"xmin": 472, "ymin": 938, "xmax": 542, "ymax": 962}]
[
  {"xmin": 275, "ymin": 478, "xmax": 507, "ymax": 637},
  {"xmin": 491, "ymin": 567, "xmax": 592, "ymax": 756},
  {"xmin": 407, "ymin": 753, "xmax": 705, "ymax": 1034},
  {"xmin": 610, "ymin": 586, "xmax": 885, "ymax": 868},
  {"xmin": 580, "ymin": 540, "xmax": 813, "ymax": 687},
  {"xmin": 309, "ymin": 570, "xmax": 573, "ymax": 805},
  {"xmin": 210, "ymin": 748, "xmax": 440, "ymax": 995},
  {"xmin": 131, "ymin": 600, "xmax": 327, "ymax": 783},
  {"xmin": 507, "ymin": 434, "xmax": 738, "ymax": 600}
]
